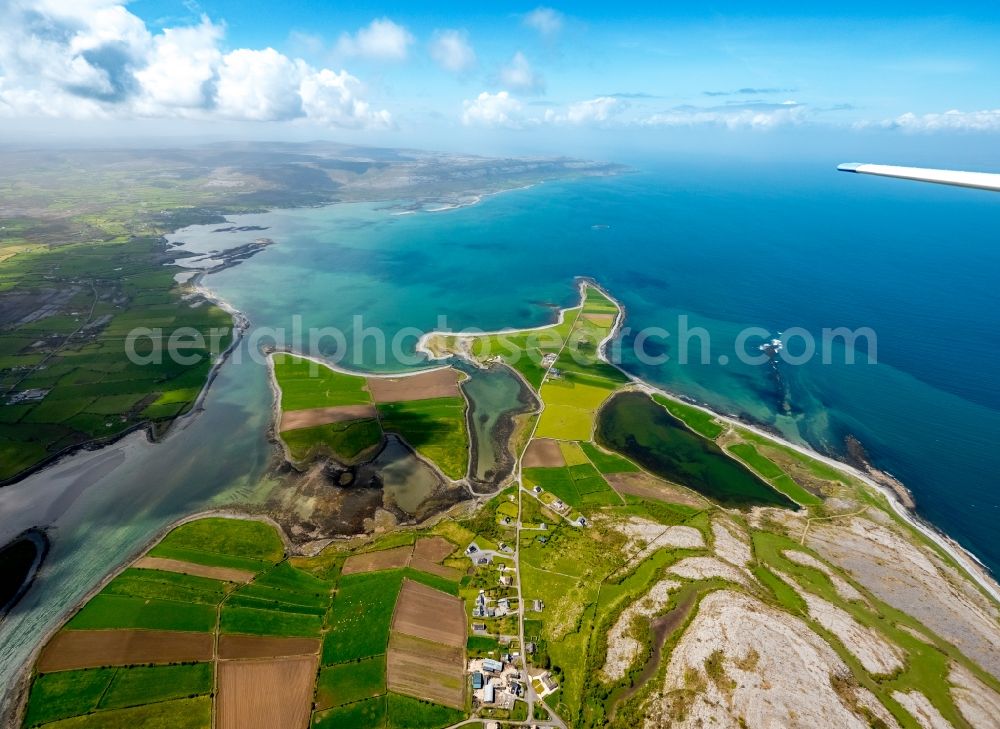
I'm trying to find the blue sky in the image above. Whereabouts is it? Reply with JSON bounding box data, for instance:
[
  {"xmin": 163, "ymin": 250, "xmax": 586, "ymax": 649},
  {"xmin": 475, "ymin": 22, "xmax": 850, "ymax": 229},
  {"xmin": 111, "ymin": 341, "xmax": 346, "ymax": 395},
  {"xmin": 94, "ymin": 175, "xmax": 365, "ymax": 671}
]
[{"xmin": 2, "ymin": 1, "xmax": 999, "ymax": 159}]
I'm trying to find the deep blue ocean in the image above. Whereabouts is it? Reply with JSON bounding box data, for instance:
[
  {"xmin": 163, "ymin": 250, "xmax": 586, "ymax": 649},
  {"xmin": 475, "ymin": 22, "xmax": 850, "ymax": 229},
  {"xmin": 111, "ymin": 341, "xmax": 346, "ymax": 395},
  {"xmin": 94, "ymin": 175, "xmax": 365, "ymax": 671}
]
[{"xmin": 184, "ymin": 159, "xmax": 1000, "ymax": 574}]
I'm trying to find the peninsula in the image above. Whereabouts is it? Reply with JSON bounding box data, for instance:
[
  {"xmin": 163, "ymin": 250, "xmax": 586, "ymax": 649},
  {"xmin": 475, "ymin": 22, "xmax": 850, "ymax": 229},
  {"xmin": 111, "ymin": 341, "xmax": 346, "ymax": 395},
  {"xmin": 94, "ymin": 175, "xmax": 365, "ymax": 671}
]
[{"xmin": 12, "ymin": 282, "xmax": 1000, "ymax": 729}]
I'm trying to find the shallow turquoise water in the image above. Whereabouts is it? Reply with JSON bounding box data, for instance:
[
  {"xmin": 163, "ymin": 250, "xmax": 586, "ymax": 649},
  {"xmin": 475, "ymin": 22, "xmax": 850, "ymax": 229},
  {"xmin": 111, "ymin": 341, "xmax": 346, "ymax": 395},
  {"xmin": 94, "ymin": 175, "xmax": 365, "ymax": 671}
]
[{"xmin": 173, "ymin": 162, "xmax": 1000, "ymax": 575}]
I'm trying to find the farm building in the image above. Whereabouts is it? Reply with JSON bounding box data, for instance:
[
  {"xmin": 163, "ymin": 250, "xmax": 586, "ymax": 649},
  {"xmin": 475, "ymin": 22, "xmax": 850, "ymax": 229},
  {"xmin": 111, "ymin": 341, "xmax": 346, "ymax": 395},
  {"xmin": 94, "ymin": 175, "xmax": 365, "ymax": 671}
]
[
  {"xmin": 472, "ymin": 672, "xmax": 484, "ymax": 689},
  {"xmin": 483, "ymin": 681, "xmax": 495, "ymax": 703},
  {"xmin": 482, "ymin": 658, "xmax": 503, "ymax": 673}
]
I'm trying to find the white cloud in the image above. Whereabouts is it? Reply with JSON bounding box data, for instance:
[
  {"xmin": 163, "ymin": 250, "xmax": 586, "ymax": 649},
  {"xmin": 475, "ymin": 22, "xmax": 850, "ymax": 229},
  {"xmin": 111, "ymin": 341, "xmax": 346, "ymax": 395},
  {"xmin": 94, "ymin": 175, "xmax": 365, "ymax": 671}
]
[
  {"xmin": 430, "ymin": 29, "xmax": 476, "ymax": 73},
  {"xmin": 500, "ymin": 52, "xmax": 544, "ymax": 94},
  {"xmin": 215, "ymin": 49, "xmax": 304, "ymax": 121},
  {"xmin": 868, "ymin": 109, "xmax": 1000, "ymax": 132},
  {"xmin": 300, "ymin": 69, "xmax": 392, "ymax": 128},
  {"xmin": 461, "ymin": 91, "xmax": 524, "ymax": 128},
  {"xmin": 640, "ymin": 102, "xmax": 808, "ymax": 130},
  {"xmin": 523, "ymin": 7, "xmax": 564, "ymax": 36},
  {"xmin": 0, "ymin": 0, "xmax": 391, "ymax": 128},
  {"xmin": 133, "ymin": 18, "xmax": 222, "ymax": 112},
  {"xmin": 546, "ymin": 96, "xmax": 624, "ymax": 125},
  {"xmin": 337, "ymin": 18, "xmax": 413, "ymax": 62}
]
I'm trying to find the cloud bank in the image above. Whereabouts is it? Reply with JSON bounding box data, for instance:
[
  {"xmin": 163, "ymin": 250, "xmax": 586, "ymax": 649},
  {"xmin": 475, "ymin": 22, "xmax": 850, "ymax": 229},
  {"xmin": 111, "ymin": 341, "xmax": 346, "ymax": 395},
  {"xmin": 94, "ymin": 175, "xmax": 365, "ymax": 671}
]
[
  {"xmin": 868, "ymin": 109, "xmax": 1000, "ymax": 132},
  {"xmin": 0, "ymin": 0, "xmax": 391, "ymax": 128}
]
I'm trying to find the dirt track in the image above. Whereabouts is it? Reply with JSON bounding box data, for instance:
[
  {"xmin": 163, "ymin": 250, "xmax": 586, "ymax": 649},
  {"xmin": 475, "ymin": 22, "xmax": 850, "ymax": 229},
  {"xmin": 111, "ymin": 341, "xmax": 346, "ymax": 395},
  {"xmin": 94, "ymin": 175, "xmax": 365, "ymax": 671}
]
[
  {"xmin": 38, "ymin": 630, "xmax": 213, "ymax": 671},
  {"xmin": 367, "ymin": 369, "xmax": 461, "ymax": 402},
  {"xmin": 217, "ymin": 655, "xmax": 317, "ymax": 729}
]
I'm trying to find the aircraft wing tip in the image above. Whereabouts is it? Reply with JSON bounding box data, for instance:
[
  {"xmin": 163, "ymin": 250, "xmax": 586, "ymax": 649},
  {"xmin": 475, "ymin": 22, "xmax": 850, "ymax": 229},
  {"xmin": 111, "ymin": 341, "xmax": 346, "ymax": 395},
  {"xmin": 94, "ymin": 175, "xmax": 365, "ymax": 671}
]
[{"xmin": 837, "ymin": 162, "xmax": 865, "ymax": 173}]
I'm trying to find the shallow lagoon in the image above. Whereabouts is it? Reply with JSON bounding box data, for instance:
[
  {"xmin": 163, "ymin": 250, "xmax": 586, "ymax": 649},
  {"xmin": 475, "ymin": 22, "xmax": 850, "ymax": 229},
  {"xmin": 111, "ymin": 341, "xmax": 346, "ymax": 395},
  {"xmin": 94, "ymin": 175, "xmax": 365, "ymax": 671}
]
[{"xmin": 596, "ymin": 390, "xmax": 794, "ymax": 508}]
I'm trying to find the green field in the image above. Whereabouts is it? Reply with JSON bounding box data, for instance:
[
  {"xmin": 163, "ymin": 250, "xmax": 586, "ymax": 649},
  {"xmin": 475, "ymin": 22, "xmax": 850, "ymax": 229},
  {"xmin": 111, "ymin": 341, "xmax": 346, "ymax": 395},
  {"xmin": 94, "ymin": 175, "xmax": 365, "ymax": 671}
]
[
  {"xmin": 64, "ymin": 594, "xmax": 217, "ymax": 632},
  {"xmin": 220, "ymin": 560, "xmax": 331, "ymax": 636},
  {"xmin": 281, "ymin": 418, "xmax": 384, "ymax": 464},
  {"xmin": 23, "ymin": 668, "xmax": 117, "ymax": 726},
  {"xmin": 151, "ymin": 517, "xmax": 284, "ymax": 563},
  {"xmin": 322, "ymin": 570, "xmax": 405, "ymax": 664},
  {"xmin": 316, "ymin": 656, "xmax": 387, "ymax": 709},
  {"xmin": 377, "ymin": 397, "xmax": 469, "ymax": 479},
  {"xmin": 220, "ymin": 605, "xmax": 324, "ymax": 637},
  {"xmin": 272, "ymin": 354, "xmax": 372, "ymax": 410},
  {"xmin": 727, "ymin": 442, "xmax": 823, "ymax": 506},
  {"xmin": 386, "ymin": 694, "xmax": 465, "ymax": 729},
  {"xmin": 313, "ymin": 696, "xmax": 387, "ymax": 729},
  {"xmin": 534, "ymin": 379, "xmax": 614, "ymax": 441},
  {"xmin": 578, "ymin": 441, "xmax": 639, "ymax": 474},
  {"xmin": 40, "ymin": 697, "xmax": 211, "ymax": 729},
  {"xmin": 651, "ymin": 394, "xmax": 725, "ymax": 439},
  {"xmin": 101, "ymin": 664, "xmax": 213, "ymax": 711},
  {"xmin": 523, "ymin": 463, "xmax": 621, "ymax": 511},
  {"xmin": 103, "ymin": 569, "xmax": 230, "ymax": 604},
  {"xmin": 312, "ymin": 694, "xmax": 465, "ymax": 729}
]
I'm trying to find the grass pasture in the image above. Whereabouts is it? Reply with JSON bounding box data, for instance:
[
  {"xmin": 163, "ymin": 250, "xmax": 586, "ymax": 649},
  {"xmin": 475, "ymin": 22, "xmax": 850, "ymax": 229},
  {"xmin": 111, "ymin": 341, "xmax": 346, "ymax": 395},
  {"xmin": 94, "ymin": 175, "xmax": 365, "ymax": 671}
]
[
  {"xmin": 316, "ymin": 656, "xmax": 387, "ymax": 710},
  {"xmin": 323, "ymin": 570, "xmax": 405, "ymax": 664},
  {"xmin": 652, "ymin": 394, "xmax": 725, "ymax": 439},
  {"xmin": 220, "ymin": 605, "xmax": 324, "ymax": 638},
  {"xmin": 312, "ymin": 696, "xmax": 386, "ymax": 729},
  {"xmin": 151, "ymin": 518, "xmax": 284, "ymax": 564},
  {"xmin": 281, "ymin": 419, "xmax": 384, "ymax": 464},
  {"xmin": 579, "ymin": 441, "xmax": 639, "ymax": 474},
  {"xmin": 102, "ymin": 568, "xmax": 229, "ymax": 605},
  {"xmin": 271, "ymin": 354, "xmax": 371, "ymax": 410},
  {"xmin": 727, "ymin": 442, "xmax": 822, "ymax": 506},
  {"xmin": 65, "ymin": 594, "xmax": 216, "ymax": 632},
  {"xmin": 100, "ymin": 663, "xmax": 213, "ymax": 710},
  {"xmin": 29, "ymin": 697, "xmax": 212, "ymax": 729},
  {"xmin": 23, "ymin": 668, "xmax": 116, "ymax": 727},
  {"xmin": 523, "ymin": 463, "xmax": 620, "ymax": 511},
  {"xmin": 377, "ymin": 397, "xmax": 468, "ymax": 479}
]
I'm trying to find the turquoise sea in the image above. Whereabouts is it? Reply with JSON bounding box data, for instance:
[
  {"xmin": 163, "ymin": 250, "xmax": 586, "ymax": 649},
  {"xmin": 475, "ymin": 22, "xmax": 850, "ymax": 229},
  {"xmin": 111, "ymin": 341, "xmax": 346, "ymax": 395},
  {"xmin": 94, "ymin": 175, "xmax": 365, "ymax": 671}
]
[
  {"xmin": 184, "ymin": 160, "xmax": 1000, "ymax": 573},
  {"xmin": 2, "ymin": 159, "xmax": 999, "ymax": 704}
]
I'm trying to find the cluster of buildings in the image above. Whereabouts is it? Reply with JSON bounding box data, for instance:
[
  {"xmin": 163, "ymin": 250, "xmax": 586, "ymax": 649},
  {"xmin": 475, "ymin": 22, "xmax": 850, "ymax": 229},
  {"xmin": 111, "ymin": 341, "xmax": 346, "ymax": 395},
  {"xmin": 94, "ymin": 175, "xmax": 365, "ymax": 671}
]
[{"xmin": 470, "ymin": 656, "xmax": 526, "ymax": 710}]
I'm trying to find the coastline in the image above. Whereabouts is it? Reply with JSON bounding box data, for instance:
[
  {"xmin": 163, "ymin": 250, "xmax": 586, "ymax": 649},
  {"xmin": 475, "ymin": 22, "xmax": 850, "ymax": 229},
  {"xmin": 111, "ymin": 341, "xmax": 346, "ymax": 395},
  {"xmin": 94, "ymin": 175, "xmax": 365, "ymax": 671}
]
[
  {"xmin": 0, "ymin": 241, "xmax": 251, "ymax": 490},
  {"xmin": 416, "ymin": 278, "xmax": 1000, "ymax": 605},
  {"xmin": 3, "ymin": 509, "xmax": 292, "ymax": 729}
]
